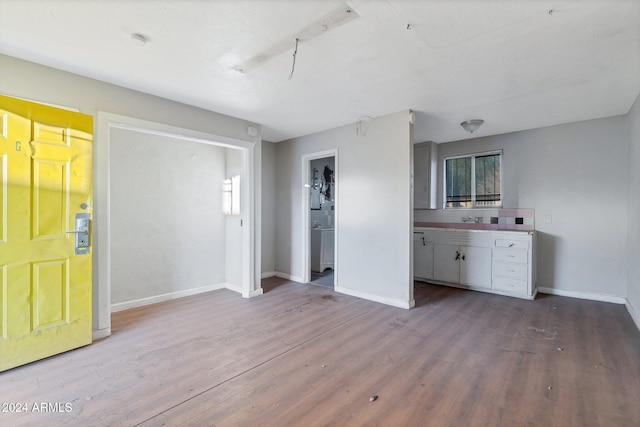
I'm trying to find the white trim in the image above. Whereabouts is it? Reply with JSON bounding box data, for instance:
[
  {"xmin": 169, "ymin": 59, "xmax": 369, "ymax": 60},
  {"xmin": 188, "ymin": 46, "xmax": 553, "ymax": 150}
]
[
  {"xmin": 92, "ymin": 328, "xmax": 111, "ymax": 341},
  {"xmin": 224, "ymin": 283, "xmax": 243, "ymax": 294},
  {"xmin": 96, "ymin": 112, "xmax": 112, "ymax": 334},
  {"xmin": 335, "ymin": 285, "xmax": 415, "ymax": 309},
  {"xmin": 110, "ymin": 283, "xmax": 227, "ymax": 312},
  {"xmin": 96, "ymin": 112, "xmax": 257, "ymax": 337},
  {"xmin": 537, "ymin": 287, "xmax": 626, "ymax": 304},
  {"xmin": 225, "ymin": 282, "xmax": 263, "ymax": 297},
  {"xmin": 245, "ymin": 288, "xmax": 264, "ymax": 298},
  {"xmin": 101, "ymin": 119, "xmax": 255, "ymax": 150},
  {"xmin": 301, "ymin": 150, "xmax": 338, "ymax": 285},
  {"xmin": 261, "ymin": 271, "xmax": 276, "ymax": 279},
  {"xmin": 275, "ymin": 271, "xmax": 305, "ymax": 283},
  {"xmin": 442, "ymin": 150, "xmax": 503, "ymax": 209},
  {"xmin": 242, "ymin": 145, "xmax": 257, "ymax": 299},
  {"xmin": 625, "ymin": 299, "xmax": 640, "ymax": 331}
]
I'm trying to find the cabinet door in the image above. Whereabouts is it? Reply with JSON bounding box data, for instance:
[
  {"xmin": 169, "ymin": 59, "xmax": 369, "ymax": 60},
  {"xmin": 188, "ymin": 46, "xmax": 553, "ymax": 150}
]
[
  {"xmin": 310, "ymin": 230, "xmax": 321, "ymax": 272},
  {"xmin": 433, "ymin": 244, "xmax": 460, "ymax": 283},
  {"xmin": 460, "ymin": 246, "xmax": 492, "ymax": 288},
  {"xmin": 413, "ymin": 233, "xmax": 433, "ymax": 279},
  {"xmin": 321, "ymin": 230, "xmax": 335, "ymax": 265}
]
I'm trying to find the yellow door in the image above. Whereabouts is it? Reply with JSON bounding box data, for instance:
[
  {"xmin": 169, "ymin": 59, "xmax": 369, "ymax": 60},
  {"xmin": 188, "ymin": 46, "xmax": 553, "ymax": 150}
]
[{"xmin": 0, "ymin": 95, "xmax": 93, "ymax": 372}]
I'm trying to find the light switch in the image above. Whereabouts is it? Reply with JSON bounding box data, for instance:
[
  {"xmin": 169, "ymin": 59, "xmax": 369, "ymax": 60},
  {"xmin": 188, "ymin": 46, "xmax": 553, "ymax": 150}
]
[{"xmin": 544, "ymin": 214, "xmax": 552, "ymax": 224}]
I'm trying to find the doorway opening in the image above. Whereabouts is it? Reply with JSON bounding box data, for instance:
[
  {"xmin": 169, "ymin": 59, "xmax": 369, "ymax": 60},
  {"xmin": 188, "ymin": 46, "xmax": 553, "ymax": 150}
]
[
  {"xmin": 96, "ymin": 112, "xmax": 256, "ymax": 338},
  {"xmin": 302, "ymin": 151, "xmax": 337, "ymax": 288}
]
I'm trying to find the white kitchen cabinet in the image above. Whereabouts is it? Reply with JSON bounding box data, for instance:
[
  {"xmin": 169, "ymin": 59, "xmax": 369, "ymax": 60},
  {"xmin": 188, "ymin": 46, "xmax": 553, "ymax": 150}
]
[
  {"xmin": 433, "ymin": 243, "xmax": 460, "ymax": 283},
  {"xmin": 311, "ymin": 228, "xmax": 334, "ymax": 273},
  {"xmin": 413, "ymin": 231, "xmax": 434, "ymax": 280},
  {"xmin": 492, "ymin": 235, "xmax": 535, "ymax": 296},
  {"xmin": 460, "ymin": 246, "xmax": 492, "ymax": 288},
  {"xmin": 415, "ymin": 227, "xmax": 536, "ymax": 299},
  {"xmin": 433, "ymin": 243, "xmax": 492, "ymax": 288}
]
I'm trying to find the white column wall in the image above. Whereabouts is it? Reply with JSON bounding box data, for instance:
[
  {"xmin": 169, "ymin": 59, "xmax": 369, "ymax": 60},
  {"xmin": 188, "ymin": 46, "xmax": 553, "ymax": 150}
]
[
  {"xmin": 627, "ymin": 94, "xmax": 640, "ymax": 327},
  {"xmin": 275, "ymin": 110, "xmax": 414, "ymax": 308},
  {"xmin": 261, "ymin": 141, "xmax": 277, "ymax": 277}
]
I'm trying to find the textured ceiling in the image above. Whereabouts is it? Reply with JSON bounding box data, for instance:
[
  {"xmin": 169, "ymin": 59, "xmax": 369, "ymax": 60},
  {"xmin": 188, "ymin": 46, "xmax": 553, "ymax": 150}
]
[{"xmin": 0, "ymin": 0, "xmax": 638, "ymax": 143}]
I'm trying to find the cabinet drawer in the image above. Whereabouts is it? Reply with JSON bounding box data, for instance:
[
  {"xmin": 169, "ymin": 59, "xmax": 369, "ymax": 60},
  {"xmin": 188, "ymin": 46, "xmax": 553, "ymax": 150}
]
[
  {"xmin": 493, "ymin": 262, "xmax": 528, "ymax": 279},
  {"xmin": 430, "ymin": 230, "xmax": 493, "ymax": 247},
  {"xmin": 493, "ymin": 248, "xmax": 528, "ymax": 264},
  {"xmin": 493, "ymin": 276, "xmax": 528, "ymax": 294},
  {"xmin": 495, "ymin": 239, "xmax": 529, "ymax": 249}
]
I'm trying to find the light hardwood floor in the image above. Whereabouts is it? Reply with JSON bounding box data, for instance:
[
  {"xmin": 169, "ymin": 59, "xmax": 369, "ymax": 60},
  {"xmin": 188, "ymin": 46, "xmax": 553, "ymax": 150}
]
[{"xmin": 1, "ymin": 278, "xmax": 639, "ymax": 426}]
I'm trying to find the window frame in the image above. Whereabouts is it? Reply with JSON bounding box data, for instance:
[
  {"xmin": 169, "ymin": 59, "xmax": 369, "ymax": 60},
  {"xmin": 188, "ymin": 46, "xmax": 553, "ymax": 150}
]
[{"xmin": 443, "ymin": 150, "xmax": 503, "ymax": 209}]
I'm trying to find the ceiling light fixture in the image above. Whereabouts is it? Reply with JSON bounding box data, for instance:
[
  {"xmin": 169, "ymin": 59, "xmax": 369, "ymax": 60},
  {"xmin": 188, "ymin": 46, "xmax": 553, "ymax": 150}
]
[{"xmin": 460, "ymin": 119, "xmax": 484, "ymax": 133}]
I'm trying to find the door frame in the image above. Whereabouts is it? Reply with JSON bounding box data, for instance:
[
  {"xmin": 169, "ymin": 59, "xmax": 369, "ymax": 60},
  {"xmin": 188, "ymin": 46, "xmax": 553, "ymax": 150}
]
[
  {"xmin": 301, "ymin": 149, "xmax": 338, "ymax": 284},
  {"xmin": 95, "ymin": 112, "xmax": 256, "ymax": 339}
]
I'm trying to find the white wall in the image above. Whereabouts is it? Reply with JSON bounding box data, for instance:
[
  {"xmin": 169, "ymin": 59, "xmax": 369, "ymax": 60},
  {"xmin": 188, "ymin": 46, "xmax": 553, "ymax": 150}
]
[
  {"xmin": 110, "ymin": 128, "xmax": 226, "ymax": 303},
  {"xmin": 627, "ymin": 94, "xmax": 640, "ymax": 326},
  {"xmin": 0, "ymin": 54, "xmax": 262, "ymax": 337},
  {"xmin": 417, "ymin": 115, "xmax": 629, "ymax": 299},
  {"xmin": 275, "ymin": 111, "xmax": 414, "ymax": 308},
  {"xmin": 261, "ymin": 141, "xmax": 276, "ymax": 277}
]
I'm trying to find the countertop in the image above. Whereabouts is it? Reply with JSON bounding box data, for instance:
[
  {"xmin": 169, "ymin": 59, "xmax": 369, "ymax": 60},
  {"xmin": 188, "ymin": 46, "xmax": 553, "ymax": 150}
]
[{"xmin": 414, "ymin": 226, "xmax": 534, "ymax": 235}]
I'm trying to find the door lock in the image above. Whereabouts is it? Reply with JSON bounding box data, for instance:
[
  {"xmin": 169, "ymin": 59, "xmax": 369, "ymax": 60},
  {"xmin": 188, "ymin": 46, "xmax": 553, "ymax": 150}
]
[{"xmin": 66, "ymin": 213, "xmax": 90, "ymax": 254}]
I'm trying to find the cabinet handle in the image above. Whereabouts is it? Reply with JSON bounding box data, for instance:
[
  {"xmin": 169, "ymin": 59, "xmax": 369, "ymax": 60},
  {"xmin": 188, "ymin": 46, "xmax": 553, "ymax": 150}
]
[
  {"xmin": 509, "ymin": 243, "xmax": 515, "ymax": 247},
  {"xmin": 461, "ymin": 254, "xmax": 466, "ymax": 261},
  {"xmin": 455, "ymin": 251, "xmax": 460, "ymax": 260},
  {"xmin": 422, "ymin": 237, "xmax": 426, "ymax": 246}
]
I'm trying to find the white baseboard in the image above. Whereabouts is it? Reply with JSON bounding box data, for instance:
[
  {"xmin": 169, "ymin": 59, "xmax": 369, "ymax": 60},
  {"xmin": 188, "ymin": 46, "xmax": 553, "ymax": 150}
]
[
  {"xmin": 334, "ymin": 285, "xmax": 415, "ymax": 309},
  {"xmin": 261, "ymin": 271, "xmax": 276, "ymax": 279},
  {"xmin": 625, "ymin": 299, "xmax": 640, "ymax": 332},
  {"xmin": 111, "ymin": 283, "xmax": 226, "ymax": 312},
  {"xmin": 223, "ymin": 282, "xmax": 263, "ymax": 298},
  {"xmin": 244, "ymin": 288, "xmax": 264, "ymax": 298},
  {"xmin": 92, "ymin": 327, "xmax": 111, "ymax": 341},
  {"xmin": 272, "ymin": 272, "xmax": 414, "ymax": 309},
  {"xmin": 274, "ymin": 271, "xmax": 305, "ymax": 283},
  {"xmin": 224, "ymin": 283, "xmax": 243, "ymax": 294},
  {"xmin": 537, "ymin": 287, "xmax": 626, "ymax": 304}
]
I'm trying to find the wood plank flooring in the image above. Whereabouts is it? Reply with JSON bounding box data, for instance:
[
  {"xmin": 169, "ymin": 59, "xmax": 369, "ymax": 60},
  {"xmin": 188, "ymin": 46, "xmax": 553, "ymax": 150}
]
[{"xmin": 1, "ymin": 278, "xmax": 639, "ymax": 426}]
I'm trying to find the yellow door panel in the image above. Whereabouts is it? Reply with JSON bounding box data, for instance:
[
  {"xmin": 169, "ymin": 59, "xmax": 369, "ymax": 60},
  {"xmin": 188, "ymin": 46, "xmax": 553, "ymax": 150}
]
[
  {"xmin": 32, "ymin": 259, "xmax": 69, "ymax": 331},
  {"xmin": 33, "ymin": 121, "xmax": 72, "ymax": 146},
  {"xmin": 1, "ymin": 265, "xmax": 6, "ymax": 340},
  {"xmin": 0, "ymin": 94, "xmax": 93, "ymax": 372},
  {"xmin": 1, "ymin": 132, "xmax": 6, "ymax": 341},
  {"xmin": 32, "ymin": 158, "xmax": 69, "ymax": 239},
  {"xmin": 1, "ymin": 127, "xmax": 7, "ymax": 243}
]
